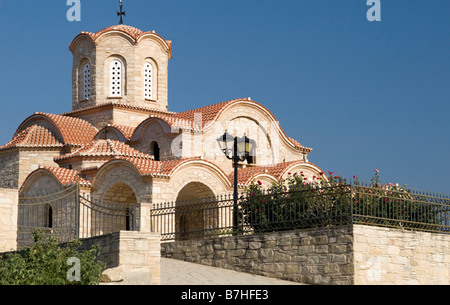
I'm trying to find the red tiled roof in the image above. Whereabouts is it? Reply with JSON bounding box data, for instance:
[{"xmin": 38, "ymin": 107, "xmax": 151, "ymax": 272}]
[
  {"xmin": 32, "ymin": 113, "xmax": 98, "ymax": 146},
  {"xmin": 60, "ymin": 101, "xmax": 177, "ymax": 117},
  {"xmin": 55, "ymin": 139, "xmax": 153, "ymax": 162},
  {"xmin": 85, "ymin": 24, "xmax": 144, "ymax": 41},
  {"xmin": 0, "ymin": 125, "xmax": 63, "ymax": 151},
  {"xmin": 108, "ymin": 125, "xmax": 136, "ymax": 140},
  {"xmin": 228, "ymin": 161, "xmax": 303, "ymax": 185},
  {"xmin": 172, "ymin": 100, "xmax": 236, "ymax": 129},
  {"xmin": 39, "ymin": 166, "xmax": 91, "ymax": 187},
  {"xmin": 12, "ymin": 112, "xmax": 98, "ymax": 148},
  {"xmin": 172, "ymin": 99, "xmax": 311, "ymax": 151},
  {"xmin": 71, "ymin": 24, "xmax": 172, "ymax": 56},
  {"xmin": 60, "ymin": 98, "xmax": 308, "ymax": 151},
  {"xmin": 114, "ymin": 157, "xmax": 202, "ymax": 177}
]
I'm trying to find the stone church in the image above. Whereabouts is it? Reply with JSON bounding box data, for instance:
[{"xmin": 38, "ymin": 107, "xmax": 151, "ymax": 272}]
[{"xmin": 0, "ymin": 23, "xmax": 326, "ymax": 234}]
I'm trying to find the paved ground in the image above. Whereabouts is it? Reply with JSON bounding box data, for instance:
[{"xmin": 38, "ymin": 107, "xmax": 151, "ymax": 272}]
[{"xmin": 160, "ymin": 258, "xmax": 302, "ymax": 285}]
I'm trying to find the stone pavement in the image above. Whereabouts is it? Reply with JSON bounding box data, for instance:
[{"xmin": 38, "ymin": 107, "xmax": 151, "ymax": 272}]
[{"xmin": 160, "ymin": 258, "xmax": 303, "ymax": 285}]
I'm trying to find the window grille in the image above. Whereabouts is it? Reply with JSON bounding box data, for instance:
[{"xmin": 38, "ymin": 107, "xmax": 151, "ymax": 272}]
[
  {"xmin": 144, "ymin": 62, "xmax": 153, "ymax": 99},
  {"xmin": 83, "ymin": 63, "xmax": 91, "ymax": 99},
  {"xmin": 110, "ymin": 60, "xmax": 123, "ymax": 97}
]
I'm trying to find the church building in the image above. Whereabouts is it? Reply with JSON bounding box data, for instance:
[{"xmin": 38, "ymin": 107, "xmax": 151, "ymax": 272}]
[{"xmin": 0, "ymin": 22, "xmax": 326, "ymax": 234}]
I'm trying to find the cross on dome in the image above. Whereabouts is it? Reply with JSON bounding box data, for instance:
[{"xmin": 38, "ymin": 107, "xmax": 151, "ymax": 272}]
[{"xmin": 117, "ymin": 0, "xmax": 126, "ymax": 25}]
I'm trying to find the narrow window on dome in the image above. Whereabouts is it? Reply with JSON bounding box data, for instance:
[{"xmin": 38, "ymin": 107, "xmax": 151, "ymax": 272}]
[
  {"xmin": 83, "ymin": 63, "xmax": 91, "ymax": 100},
  {"xmin": 144, "ymin": 62, "xmax": 153, "ymax": 99},
  {"xmin": 110, "ymin": 60, "xmax": 123, "ymax": 97}
]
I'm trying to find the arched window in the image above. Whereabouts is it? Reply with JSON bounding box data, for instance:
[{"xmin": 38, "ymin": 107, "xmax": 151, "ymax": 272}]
[
  {"xmin": 83, "ymin": 63, "xmax": 91, "ymax": 100},
  {"xmin": 150, "ymin": 141, "xmax": 160, "ymax": 161},
  {"xmin": 144, "ymin": 62, "xmax": 153, "ymax": 99},
  {"xmin": 110, "ymin": 60, "xmax": 123, "ymax": 97},
  {"xmin": 47, "ymin": 205, "xmax": 53, "ymax": 228}
]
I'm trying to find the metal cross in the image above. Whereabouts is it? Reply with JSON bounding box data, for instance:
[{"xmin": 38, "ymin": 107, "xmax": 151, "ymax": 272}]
[{"xmin": 117, "ymin": 0, "xmax": 126, "ymax": 25}]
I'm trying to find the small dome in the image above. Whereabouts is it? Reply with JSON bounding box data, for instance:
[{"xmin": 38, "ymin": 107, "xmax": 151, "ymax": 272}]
[
  {"xmin": 82, "ymin": 24, "xmax": 144, "ymax": 41},
  {"xmin": 70, "ymin": 24, "xmax": 172, "ymax": 50}
]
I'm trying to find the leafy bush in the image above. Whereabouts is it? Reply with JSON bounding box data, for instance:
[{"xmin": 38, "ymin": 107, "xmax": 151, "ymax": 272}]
[
  {"xmin": 352, "ymin": 169, "xmax": 441, "ymax": 230},
  {"xmin": 241, "ymin": 172, "xmax": 351, "ymax": 232},
  {"xmin": 241, "ymin": 169, "xmax": 442, "ymax": 233},
  {"xmin": 0, "ymin": 229, "xmax": 105, "ymax": 285}
]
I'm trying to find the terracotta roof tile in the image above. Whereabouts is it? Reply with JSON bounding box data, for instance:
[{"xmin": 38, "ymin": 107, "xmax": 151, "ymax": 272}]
[
  {"xmin": 39, "ymin": 166, "xmax": 91, "ymax": 187},
  {"xmin": 112, "ymin": 157, "xmax": 202, "ymax": 177},
  {"xmin": 33, "ymin": 112, "xmax": 98, "ymax": 146},
  {"xmin": 60, "ymin": 101, "xmax": 176, "ymax": 117},
  {"xmin": 85, "ymin": 24, "xmax": 144, "ymax": 41},
  {"xmin": 229, "ymin": 161, "xmax": 302, "ymax": 185},
  {"xmin": 72, "ymin": 25, "xmax": 172, "ymax": 55},
  {"xmin": 172, "ymin": 100, "xmax": 236, "ymax": 129},
  {"xmin": 172, "ymin": 99, "xmax": 310, "ymax": 151},
  {"xmin": 107, "ymin": 124, "xmax": 136, "ymax": 140},
  {"xmin": 0, "ymin": 125, "xmax": 63, "ymax": 151},
  {"xmin": 55, "ymin": 139, "xmax": 153, "ymax": 162},
  {"xmin": 60, "ymin": 99, "xmax": 307, "ymax": 151}
]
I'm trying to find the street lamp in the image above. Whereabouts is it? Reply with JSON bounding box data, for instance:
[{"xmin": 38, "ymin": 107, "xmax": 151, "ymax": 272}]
[{"xmin": 217, "ymin": 130, "xmax": 256, "ymax": 233}]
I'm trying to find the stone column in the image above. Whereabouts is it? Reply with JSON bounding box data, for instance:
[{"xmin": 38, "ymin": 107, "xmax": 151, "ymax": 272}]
[
  {"xmin": 138, "ymin": 202, "xmax": 153, "ymax": 233},
  {"xmin": 0, "ymin": 188, "xmax": 19, "ymax": 252}
]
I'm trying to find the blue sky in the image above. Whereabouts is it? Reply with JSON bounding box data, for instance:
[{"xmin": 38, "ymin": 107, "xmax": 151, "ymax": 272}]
[{"xmin": 0, "ymin": 0, "xmax": 449, "ymax": 193}]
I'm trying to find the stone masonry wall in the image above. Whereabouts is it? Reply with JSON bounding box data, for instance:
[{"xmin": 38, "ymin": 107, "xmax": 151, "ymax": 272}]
[
  {"xmin": 78, "ymin": 231, "xmax": 161, "ymax": 285},
  {"xmin": 162, "ymin": 225, "xmax": 450, "ymax": 285},
  {"xmin": 353, "ymin": 225, "xmax": 450, "ymax": 285},
  {"xmin": 0, "ymin": 188, "xmax": 18, "ymax": 252},
  {"xmin": 161, "ymin": 226, "xmax": 355, "ymax": 285}
]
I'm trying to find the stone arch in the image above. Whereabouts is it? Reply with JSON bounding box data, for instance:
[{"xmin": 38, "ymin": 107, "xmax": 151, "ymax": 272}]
[
  {"xmin": 247, "ymin": 173, "xmax": 278, "ymax": 189},
  {"xmin": 18, "ymin": 169, "xmax": 74, "ymax": 240},
  {"xmin": 78, "ymin": 57, "xmax": 92, "ymax": 101},
  {"xmin": 100, "ymin": 182, "xmax": 138, "ymax": 232},
  {"xmin": 105, "ymin": 54, "xmax": 128, "ymax": 98},
  {"xmin": 92, "ymin": 160, "xmax": 150, "ymax": 203},
  {"xmin": 175, "ymin": 181, "xmax": 217, "ymax": 240},
  {"xmin": 94, "ymin": 125, "xmax": 128, "ymax": 142},
  {"xmin": 131, "ymin": 118, "xmax": 173, "ymax": 159},
  {"xmin": 280, "ymin": 162, "xmax": 327, "ymax": 182},
  {"xmin": 20, "ymin": 169, "xmax": 62, "ymax": 196},
  {"xmin": 206, "ymin": 100, "xmax": 309, "ymax": 165},
  {"xmin": 143, "ymin": 57, "xmax": 158, "ymax": 100},
  {"xmin": 103, "ymin": 182, "xmax": 138, "ymax": 204}
]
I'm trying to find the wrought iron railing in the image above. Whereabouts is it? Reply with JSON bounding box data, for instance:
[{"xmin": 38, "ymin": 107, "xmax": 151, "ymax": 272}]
[
  {"xmin": 17, "ymin": 185, "xmax": 139, "ymax": 249},
  {"xmin": 151, "ymin": 183, "xmax": 450, "ymax": 241}
]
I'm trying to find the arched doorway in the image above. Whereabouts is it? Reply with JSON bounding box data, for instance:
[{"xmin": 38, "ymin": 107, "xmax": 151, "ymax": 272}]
[
  {"xmin": 175, "ymin": 182, "xmax": 217, "ymax": 240},
  {"xmin": 97, "ymin": 183, "xmax": 138, "ymax": 234}
]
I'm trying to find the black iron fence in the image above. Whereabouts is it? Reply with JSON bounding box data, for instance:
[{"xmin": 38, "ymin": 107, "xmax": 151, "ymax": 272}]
[
  {"xmin": 151, "ymin": 183, "xmax": 450, "ymax": 241},
  {"xmin": 17, "ymin": 185, "xmax": 139, "ymax": 250}
]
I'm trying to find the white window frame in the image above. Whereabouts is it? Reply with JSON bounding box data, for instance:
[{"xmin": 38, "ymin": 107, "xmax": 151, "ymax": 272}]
[
  {"xmin": 110, "ymin": 60, "xmax": 123, "ymax": 97},
  {"xmin": 144, "ymin": 62, "xmax": 154, "ymax": 100}
]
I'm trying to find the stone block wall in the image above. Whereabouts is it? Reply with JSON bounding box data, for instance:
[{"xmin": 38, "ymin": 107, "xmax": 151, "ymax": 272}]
[
  {"xmin": 78, "ymin": 231, "xmax": 161, "ymax": 285},
  {"xmin": 353, "ymin": 225, "xmax": 450, "ymax": 285},
  {"xmin": 161, "ymin": 226, "xmax": 355, "ymax": 285},
  {"xmin": 0, "ymin": 188, "xmax": 18, "ymax": 252},
  {"xmin": 162, "ymin": 225, "xmax": 450, "ymax": 285},
  {"xmin": 0, "ymin": 151, "xmax": 20, "ymax": 189}
]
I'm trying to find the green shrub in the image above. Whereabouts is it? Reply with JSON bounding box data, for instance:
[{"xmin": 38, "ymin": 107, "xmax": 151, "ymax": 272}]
[{"xmin": 0, "ymin": 229, "xmax": 105, "ymax": 285}]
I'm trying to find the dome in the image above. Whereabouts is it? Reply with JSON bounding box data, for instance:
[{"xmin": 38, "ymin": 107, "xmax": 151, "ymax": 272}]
[{"xmin": 70, "ymin": 24, "xmax": 172, "ymax": 53}]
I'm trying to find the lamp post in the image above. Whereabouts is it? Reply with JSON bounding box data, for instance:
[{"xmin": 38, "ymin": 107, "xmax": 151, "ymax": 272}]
[{"xmin": 217, "ymin": 131, "xmax": 256, "ymax": 233}]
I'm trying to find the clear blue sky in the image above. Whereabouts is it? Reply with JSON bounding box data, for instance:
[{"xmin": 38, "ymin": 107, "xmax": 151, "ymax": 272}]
[{"xmin": 0, "ymin": 0, "xmax": 448, "ymax": 193}]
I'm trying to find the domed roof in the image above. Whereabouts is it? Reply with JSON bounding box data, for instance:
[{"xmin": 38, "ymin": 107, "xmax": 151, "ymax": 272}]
[
  {"xmin": 70, "ymin": 24, "xmax": 172, "ymax": 55},
  {"xmin": 81, "ymin": 24, "xmax": 145, "ymax": 41}
]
